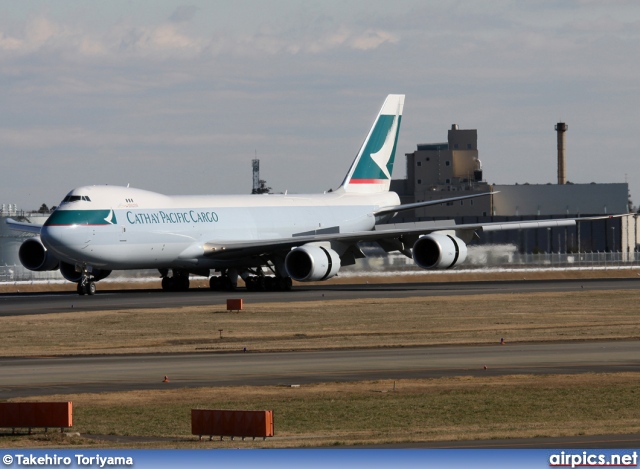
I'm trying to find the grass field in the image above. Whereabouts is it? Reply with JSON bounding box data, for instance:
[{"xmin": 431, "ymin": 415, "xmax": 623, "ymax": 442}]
[
  {"xmin": 1, "ymin": 272, "xmax": 640, "ymax": 448},
  {"xmin": 7, "ymin": 373, "xmax": 640, "ymax": 449},
  {"xmin": 2, "ymin": 290, "xmax": 640, "ymax": 356}
]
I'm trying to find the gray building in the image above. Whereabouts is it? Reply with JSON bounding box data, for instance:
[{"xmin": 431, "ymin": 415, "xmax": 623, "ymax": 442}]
[
  {"xmin": 492, "ymin": 184, "xmax": 628, "ymax": 217},
  {"xmin": 397, "ymin": 125, "xmax": 493, "ymax": 218},
  {"xmin": 392, "ymin": 124, "xmax": 633, "ymax": 254}
]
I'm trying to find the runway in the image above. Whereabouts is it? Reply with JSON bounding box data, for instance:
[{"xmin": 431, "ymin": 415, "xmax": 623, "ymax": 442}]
[
  {"xmin": 1, "ymin": 277, "xmax": 639, "ymax": 317},
  {"xmin": 2, "ymin": 341, "xmax": 640, "ymax": 399}
]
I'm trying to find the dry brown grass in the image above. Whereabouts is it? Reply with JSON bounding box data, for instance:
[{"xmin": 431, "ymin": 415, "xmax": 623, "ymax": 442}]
[
  {"xmin": 7, "ymin": 373, "xmax": 640, "ymax": 448},
  {"xmin": 1, "ymin": 289, "xmax": 640, "ymax": 357}
]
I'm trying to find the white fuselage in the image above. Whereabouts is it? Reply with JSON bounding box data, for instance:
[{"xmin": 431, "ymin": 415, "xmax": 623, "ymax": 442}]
[{"xmin": 41, "ymin": 185, "xmax": 400, "ymax": 270}]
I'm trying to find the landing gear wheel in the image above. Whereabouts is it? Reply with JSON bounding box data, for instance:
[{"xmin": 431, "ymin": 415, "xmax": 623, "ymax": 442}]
[
  {"xmin": 161, "ymin": 270, "xmax": 190, "ymax": 292},
  {"xmin": 255, "ymin": 276, "xmax": 266, "ymax": 291},
  {"xmin": 223, "ymin": 277, "xmax": 237, "ymax": 291},
  {"xmin": 87, "ymin": 281, "xmax": 96, "ymax": 296},
  {"xmin": 278, "ymin": 276, "xmax": 293, "ymax": 291},
  {"xmin": 209, "ymin": 270, "xmax": 238, "ymax": 291},
  {"xmin": 264, "ymin": 276, "xmax": 275, "ymax": 291},
  {"xmin": 77, "ymin": 282, "xmax": 86, "ymax": 295},
  {"xmin": 209, "ymin": 276, "xmax": 221, "ymax": 291}
]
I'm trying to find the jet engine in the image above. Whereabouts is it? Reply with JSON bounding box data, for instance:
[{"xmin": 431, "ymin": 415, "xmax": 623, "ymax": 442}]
[
  {"xmin": 60, "ymin": 262, "xmax": 112, "ymax": 283},
  {"xmin": 412, "ymin": 233, "xmax": 467, "ymax": 269},
  {"xmin": 285, "ymin": 245, "xmax": 341, "ymax": 282},
  {"xmin": 59, "ymin": 262, "xmax": 82, "ymax": 283},
  {"xmin": 18, "ymin": 237, "xmax": 59, "ymax": 271}
]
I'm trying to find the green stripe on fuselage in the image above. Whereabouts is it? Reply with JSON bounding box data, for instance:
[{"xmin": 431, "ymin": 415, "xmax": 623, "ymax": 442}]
[{"xmin": 44, "ymin": 209, "xmax": 117, "ymax": 226}]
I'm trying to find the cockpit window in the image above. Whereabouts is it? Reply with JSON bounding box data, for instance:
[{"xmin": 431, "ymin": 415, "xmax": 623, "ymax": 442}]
[{"xmin": 61, "ymin": 195, "xmax": 91, "ymax": 204}]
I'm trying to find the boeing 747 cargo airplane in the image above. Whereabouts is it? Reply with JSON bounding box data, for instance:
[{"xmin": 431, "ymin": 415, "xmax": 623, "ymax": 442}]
[{"xmin": 8, "ymin": 95, "xmax": 593, "ymax": 295}]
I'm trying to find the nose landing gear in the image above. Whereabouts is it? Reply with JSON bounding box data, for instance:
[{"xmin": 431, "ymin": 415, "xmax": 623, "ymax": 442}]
[{"xmin": 76, "ymin": 270, "xmax": 96, "ymax": 296}]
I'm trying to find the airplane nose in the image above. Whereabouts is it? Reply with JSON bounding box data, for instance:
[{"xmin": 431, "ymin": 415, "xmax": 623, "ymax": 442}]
[
  {"xmin": 40, "ymin": 224, "xmax": 59, "ymax": 250},
  {"xmin": 40, "ymin": 224, "xmax": 75, "ymax": 257},
  {"xmin": 40, "ymin": 224, "xmax": 53, "ymax": 247}
]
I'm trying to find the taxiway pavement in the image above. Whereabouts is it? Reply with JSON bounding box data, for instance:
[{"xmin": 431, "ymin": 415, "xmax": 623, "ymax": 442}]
[{"xmin": 2, "ymin": 340, "xmax": 639, "ymax": 399}]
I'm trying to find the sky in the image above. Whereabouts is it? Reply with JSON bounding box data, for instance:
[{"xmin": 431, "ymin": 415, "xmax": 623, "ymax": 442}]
[{"xmin": 1, "ymin": 0, "xmax": 639, "ymax": 210}]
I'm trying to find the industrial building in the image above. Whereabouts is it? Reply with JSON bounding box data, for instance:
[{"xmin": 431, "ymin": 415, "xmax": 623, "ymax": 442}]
[{"xmin": 391, "ymin": 123, "xmax": 636, "ymax": 255}]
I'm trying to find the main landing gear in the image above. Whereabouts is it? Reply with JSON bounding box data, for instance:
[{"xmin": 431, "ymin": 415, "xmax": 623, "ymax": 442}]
[
  {"xmin": 160, "ymin": 269, "xmax": 191, "ymax": 292},
  {"xmin": 208, "ymin": 268, "xmax": 239, "ymax": 291},
  {"xmin": 208, "ymin": 268, "xmax": 293, "ymax": 292},
  {"xmin": 243, "ymin": 275, "xmax": 292, "ymax": 292},
  {"xmin": 158, "ymin": 267, "xmax": 294, "ymax": 293}
]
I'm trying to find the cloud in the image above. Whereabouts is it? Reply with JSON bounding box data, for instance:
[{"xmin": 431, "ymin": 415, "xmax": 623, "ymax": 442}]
[
  {"xmin": 24, "ymin": 16, "xmax": 64, "ymax": 46},
  {"xmin": 0, "ymin": 16, "xmax": 66, "ymax": 54},
  {"xmin": 350, "ymin": 29, "xmax": 398, "ymax": 50},
  {"xmin": 0, "ymin": 10, "xmax": 399, "ymax": 63},
  {"xmin": 238, "ymin": 24, "xmax": 398, "ymax": 57},
  {"xmin": 169, "ymin": 5, "xmax": 199, "ymax": 23},
  {"xmin": 0, "ymin": 31, "xmax": 22, "ymax": 51},
  {"xmin": 0, "ymin": 14, "xmax": 203, "ymax": 60},
  {"xmin": 137, "ymin": 24, "xmax": 200, "ymax": 52},
  {"xmin": 567, "ymin": 14, "xmax": 640, "ymax": 34},
  {"xmin": 0, "ymin": 126, "xmax": 233, "ymax": 149}
]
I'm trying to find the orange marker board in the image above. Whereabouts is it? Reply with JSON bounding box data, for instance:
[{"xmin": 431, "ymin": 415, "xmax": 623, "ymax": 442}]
[
  {"xmin": 226, "ymin": 299, "xmax": 243, "ymax": 311},
  {"xmin": 192, "ymin": 409, "xmax": 273, "ymax": 438},
  {"xmin": 0, "ymin": 402, "xmax": 72, "ymax": 428}
]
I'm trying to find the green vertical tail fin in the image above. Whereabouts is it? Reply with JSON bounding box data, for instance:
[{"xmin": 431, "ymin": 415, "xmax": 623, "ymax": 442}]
[{"xmin": 340, "ymin": 94, "xmax": 405, "ymax": 194}]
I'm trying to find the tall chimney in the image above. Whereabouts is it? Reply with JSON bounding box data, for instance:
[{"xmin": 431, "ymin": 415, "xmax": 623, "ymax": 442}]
[{"xmin": 555, "ymin": 122, "xmax": 568, "ymax": 185}]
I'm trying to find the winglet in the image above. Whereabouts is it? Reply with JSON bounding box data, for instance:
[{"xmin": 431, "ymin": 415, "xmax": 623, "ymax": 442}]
[{"xmin": 340, "ymin": 94, "xmax": 405, "ymax": 194}]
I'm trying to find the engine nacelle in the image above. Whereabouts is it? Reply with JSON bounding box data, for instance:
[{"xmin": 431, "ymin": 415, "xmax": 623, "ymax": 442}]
[
  {"xmin": 285, "ymin": 245, "xmax": 341, "ymax": 282},
  {"xmin": 60, "ymin": 262, "xmax": 112, "ymax": 283},
  {"xmin": 18, "ymin": 237, "xmax": 59, "ymax": 271},
  {"xmin": 59, "ymin": 262, "xmax": 82, "ymax": 283},
  {"xmin": 412, "ymin": 233, "xmax": 468, "ymax": 269}
]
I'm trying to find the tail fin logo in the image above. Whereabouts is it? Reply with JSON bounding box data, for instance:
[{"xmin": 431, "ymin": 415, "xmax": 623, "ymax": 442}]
[
  {"xmin": 369, "ymin": 113, "xmax": 399, "ymax": 180},
  {"xmin": 104, "ymin": 209, "xmax": 117, "ymax": 225},
  {"xmin": 341, "ymin": 94, "xmax": 404, "ymax": 193}
]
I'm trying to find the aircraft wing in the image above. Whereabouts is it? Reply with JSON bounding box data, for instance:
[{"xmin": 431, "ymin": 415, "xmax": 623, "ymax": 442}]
[
  {"xmin": 197, "ymin": 215, "xmax": 618, "ymax": 260},
  {"xmin": 373, "ymin": 192, "xmax": 496, "ymax": 217},
  {"xmin": 5, "ymin": 218, "xmax": 43, "ymax": 234}
]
